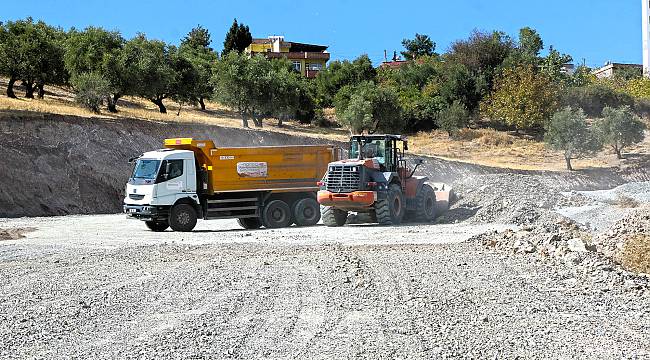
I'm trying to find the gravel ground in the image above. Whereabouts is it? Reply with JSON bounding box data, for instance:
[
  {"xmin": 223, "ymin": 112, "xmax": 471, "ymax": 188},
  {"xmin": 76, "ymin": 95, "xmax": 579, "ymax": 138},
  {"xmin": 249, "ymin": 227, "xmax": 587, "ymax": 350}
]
[{"xmin": 1, "ymin": 215, "xmax": 649, "ymax": 359}]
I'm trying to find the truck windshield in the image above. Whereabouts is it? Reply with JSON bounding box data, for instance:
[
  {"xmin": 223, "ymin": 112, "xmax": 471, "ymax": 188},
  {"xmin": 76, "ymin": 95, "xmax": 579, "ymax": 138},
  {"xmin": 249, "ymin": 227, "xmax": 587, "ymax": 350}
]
[
  {"xmin": 350, "ymin": 140, "xmax": 386, "ymax": 165},
  {"xmin": 132, "ymin": 159, "xmax": 160, "ymax": 180}
]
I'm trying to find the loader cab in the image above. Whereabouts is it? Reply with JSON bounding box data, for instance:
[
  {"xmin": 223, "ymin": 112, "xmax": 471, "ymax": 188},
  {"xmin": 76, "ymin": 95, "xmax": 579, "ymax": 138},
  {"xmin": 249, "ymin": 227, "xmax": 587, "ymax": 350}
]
[{"xmin": 349, "ymin": 135, "xmax": 408, "ymax": 172}]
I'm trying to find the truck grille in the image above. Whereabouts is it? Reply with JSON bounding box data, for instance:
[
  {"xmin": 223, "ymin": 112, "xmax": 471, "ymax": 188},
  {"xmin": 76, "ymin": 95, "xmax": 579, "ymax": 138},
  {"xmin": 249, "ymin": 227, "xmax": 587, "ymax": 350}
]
[
  {"xmin": 129, "ymin": 194, "xmax": 145, "ymax": 200},
  {"xmin": 325, "ymin": 165, "xmax": 360, "ymax": 193}
]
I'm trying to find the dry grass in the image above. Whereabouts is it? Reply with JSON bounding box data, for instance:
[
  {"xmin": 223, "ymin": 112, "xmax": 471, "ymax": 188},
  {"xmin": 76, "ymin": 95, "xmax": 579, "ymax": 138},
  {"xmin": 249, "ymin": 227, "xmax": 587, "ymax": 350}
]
[
  {"xmin": 621, "ymin": 234, "xmax": 650, "ymax": 274},
  {"xmin": 1, "ymin": 77, "xmax": 648, "ymax": 171},
  {"xmin": 0, "ymin": 79, "xmax": 349, "ymax": 143}
]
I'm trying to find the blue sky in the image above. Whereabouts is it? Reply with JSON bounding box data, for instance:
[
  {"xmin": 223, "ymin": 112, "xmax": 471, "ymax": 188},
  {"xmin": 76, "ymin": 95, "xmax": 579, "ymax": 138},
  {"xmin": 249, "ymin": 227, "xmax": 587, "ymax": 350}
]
[{"xmin": 1, "ymin": 0, "xmax": 642, "ymax": 68}]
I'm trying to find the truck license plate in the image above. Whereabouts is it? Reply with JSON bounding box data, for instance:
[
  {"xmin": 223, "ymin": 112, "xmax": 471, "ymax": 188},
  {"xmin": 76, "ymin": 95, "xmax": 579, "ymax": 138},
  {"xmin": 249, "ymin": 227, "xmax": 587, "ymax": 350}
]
[{"xmin": 129, "ymin": 208, "xmax": 137, "ymax": 213}]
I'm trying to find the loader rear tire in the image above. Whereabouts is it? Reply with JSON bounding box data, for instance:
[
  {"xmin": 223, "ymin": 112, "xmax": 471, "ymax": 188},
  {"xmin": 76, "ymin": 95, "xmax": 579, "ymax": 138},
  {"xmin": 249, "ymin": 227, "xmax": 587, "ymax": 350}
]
[
  {"xmin": 413, "ymin": 184, "xmax": 436, "ymax": 223},
  {"xmin": 145, "ymin": 221, "xmax": 169, "ymax": 232},
  {"xmin": 169, "ymin": 204, "xmax": 197, "ymax": 232},
  {"xmin": 237, "ymin": 217, "xmax": 262, "ymax": 229},
  {"xmin": 263, "ymin": 200, "xmax": 292, "ymax": 228},
  {"xmin": 321, "ymin": 206, "xmax": 347, "ymax": 227},
  {"xmin": 293, "ymin": 198, "xmax": 321, "ymax": 226},
  {"xmin": 375, "ymin": 184, "xmax": 405, "ymax": 225}
]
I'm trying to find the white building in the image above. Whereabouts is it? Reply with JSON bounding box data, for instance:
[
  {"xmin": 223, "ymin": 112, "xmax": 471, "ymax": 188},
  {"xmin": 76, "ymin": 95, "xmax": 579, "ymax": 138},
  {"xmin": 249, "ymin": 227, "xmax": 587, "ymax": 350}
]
[{"xmin": 641, "ymin": 0, "xmax": 650, "ymax": 76}]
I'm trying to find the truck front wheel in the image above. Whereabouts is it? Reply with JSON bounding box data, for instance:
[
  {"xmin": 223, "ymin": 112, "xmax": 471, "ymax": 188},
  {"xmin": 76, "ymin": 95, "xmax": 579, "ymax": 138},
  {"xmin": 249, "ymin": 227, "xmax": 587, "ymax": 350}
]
[
  {"xmin": 169, "ymin": 204, "xmax": 198, "ymax": 232},
  {"xmin": 145, "ymin": 221, "xmax": 169, "ymax": 232},
  {"xmin": 321, "ymin": 206, "xmax": 347, "ymax": 227},
  {"xmin": 263, "ymin": 200, "xmax": 292, "ymax": 228}
]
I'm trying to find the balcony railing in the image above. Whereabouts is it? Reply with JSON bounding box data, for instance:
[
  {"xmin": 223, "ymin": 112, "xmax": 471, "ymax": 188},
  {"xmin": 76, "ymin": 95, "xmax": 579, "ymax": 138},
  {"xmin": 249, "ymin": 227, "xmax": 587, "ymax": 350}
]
[{"xmin": 262, "ymin": 51, "xmax": 330, "ymax": 61}]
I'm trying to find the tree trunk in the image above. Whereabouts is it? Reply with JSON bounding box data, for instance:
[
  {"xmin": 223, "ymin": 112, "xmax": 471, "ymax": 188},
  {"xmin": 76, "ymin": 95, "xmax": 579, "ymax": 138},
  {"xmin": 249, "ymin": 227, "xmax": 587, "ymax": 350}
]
[
  {"xmin": 252, "ymin": 115, "xmax": 263, "ymax": 128},
  {"xmin": 36, "ymin": 81, "xmax": 45, "ymax": 99},
  {"xmin": 151, "ymin": 98, "xmax": 167, "ymax": 113},
  {"xmin": 177, "ymin": 103, "xmax": 182, "ymax": 116},
  {"xmin": 198, "ymin": 97, "xmax": 206, "ymax": 111},
  {"xmin": 107, "ymin": 93, "xmax": 120, "ymax": 113},
  {"xmin": 24, "ymin": 81, "xmax": 35, "ymax": 99},
  {"xmin": 277, "ymin": 116, "xmax": 283, "ymax": 128},
  {"xmin": 565, "ymin": 156, "xmax": 574, "ymax": 171},
  {"xmin": 614, "ymin": 145, "xmax": 623, "ymax": 159},
  {"xmin": 241, "ymin": 112, "xmax": 250, "ymax": 128},
  {"xmin": 6, "ymin": 76, "xmax": 17, "ymax": 98}
]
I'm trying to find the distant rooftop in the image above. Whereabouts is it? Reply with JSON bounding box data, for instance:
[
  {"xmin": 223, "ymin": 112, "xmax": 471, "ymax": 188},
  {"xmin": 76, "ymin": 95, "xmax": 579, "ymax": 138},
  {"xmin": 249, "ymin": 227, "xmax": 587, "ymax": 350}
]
[{"xmin": 251, "ymin": 37, "xmax": 328, "ymax": 52}]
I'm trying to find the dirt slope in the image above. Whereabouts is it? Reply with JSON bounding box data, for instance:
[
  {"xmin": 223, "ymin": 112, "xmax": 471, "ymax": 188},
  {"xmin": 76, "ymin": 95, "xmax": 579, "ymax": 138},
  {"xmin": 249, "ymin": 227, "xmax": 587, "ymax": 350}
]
[{"xmin": 1, "ymin": 110, "xmax": 648, "ymax": 217}]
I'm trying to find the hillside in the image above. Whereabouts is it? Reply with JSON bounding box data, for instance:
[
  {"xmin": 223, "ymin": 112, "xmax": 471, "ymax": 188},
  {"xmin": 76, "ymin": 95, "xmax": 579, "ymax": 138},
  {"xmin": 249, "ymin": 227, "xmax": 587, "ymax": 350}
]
[{"xmin": 0, "ymin": 77, "xmax": 649, "ymax": 173}]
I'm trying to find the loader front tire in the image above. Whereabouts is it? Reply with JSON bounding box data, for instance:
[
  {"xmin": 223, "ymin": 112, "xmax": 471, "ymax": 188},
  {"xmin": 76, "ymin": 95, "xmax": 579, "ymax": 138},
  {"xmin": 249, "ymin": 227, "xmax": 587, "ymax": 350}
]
[
  {"xmin": 321, "ymin": 206, "xmax": 347, "ymax": 227},
  {"xmin": 412, "ymin": 184, "xmax": 436, "ymax": 223},
  {"xmin": 375, "ymin": 184, "xmax": 405, "ymax": 225}
]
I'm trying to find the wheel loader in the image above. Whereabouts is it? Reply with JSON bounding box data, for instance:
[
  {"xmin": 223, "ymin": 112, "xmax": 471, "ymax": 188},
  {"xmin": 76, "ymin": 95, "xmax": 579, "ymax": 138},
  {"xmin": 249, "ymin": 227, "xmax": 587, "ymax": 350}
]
[{"xmin": 317, "ymin": 135, "xmax": 452, "ymax": 226}]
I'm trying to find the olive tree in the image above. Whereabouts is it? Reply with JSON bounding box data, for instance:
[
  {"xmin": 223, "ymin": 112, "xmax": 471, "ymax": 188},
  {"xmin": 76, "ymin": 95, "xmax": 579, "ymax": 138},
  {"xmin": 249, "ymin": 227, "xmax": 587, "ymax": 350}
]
[
  {"xmin": 65, "ymin": 26, "xmax": 126, "ymax": 112},
  {"xmin": 544, "ymin": 107, "xmax": 602, "ymax": 170},
  {"xmin": 334, "ymin": 81, "xmax": 401, "ymax": 134},
  {"xmin": 597, "ymin": 106, "xmax": 647, "ymax": 159}
]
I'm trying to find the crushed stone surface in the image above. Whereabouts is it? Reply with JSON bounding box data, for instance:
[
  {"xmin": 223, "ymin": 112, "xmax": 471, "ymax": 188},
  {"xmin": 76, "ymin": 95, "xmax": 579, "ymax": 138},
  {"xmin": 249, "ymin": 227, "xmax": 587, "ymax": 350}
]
[{"xmin": 0, "ymin": 214, "xmax": 649, "ymax": 359}]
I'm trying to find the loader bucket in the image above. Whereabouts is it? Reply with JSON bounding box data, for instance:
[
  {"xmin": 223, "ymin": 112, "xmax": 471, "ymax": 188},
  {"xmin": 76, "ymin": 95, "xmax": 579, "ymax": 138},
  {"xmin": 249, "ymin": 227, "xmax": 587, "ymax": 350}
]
[{"xmin": 429, "ymin": 182, "xmax": 454, "ymax": 217}]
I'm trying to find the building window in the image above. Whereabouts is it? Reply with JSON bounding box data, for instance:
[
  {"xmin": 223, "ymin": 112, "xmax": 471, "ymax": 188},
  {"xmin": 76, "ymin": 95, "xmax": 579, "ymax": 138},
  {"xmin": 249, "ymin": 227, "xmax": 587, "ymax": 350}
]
[
  {"xmin": 307, "ymin": 63, "xmax": 323, "ymax": 71},
  {"xmin": 292, "ymin": 61, "xmax": 301, "ymax": 72}
]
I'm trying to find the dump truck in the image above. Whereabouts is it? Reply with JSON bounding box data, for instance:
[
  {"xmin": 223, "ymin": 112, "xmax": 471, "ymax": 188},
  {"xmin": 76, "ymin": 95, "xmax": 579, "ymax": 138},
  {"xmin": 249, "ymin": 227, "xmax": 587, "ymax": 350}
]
[
  {"xmin": 124, "ymin": 138, "xmax": 340, "ymax": 232},
  {"xmin": 317, "ymin": 134, "xmax": 452, "ymax": 226}
]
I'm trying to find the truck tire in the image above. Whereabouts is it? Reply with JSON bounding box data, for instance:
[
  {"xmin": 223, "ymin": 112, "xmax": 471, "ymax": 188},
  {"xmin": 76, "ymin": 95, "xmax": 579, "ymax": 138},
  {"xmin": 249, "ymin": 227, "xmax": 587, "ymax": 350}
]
[
  {"xmin": 293, "ymin": 198, "xmax": 321, "ymax": 226},
  {"xmin": 237, "ymin": 218, "xmax": 262, "ymax": 229},
  {"xmin": 413, "ymin": 184, "xmax": 437, "ymax": 223},
  {"xmin": 145, "ymin": 221, "xmax": 169, "ymax": 232},
  {"xmin": 321, "ymin": 205, "xmax": 347, "ymax": 227},
  {"xmin": 263, "ymin": 200, "xmax": 292, "ymax": 228},
  {"xmin": 169, "ymin": 203, "xmax": 198, "ymax": 232},
  {"xmin": 375, "ymin": 184, "xmax": 405, "ymax": 225}
]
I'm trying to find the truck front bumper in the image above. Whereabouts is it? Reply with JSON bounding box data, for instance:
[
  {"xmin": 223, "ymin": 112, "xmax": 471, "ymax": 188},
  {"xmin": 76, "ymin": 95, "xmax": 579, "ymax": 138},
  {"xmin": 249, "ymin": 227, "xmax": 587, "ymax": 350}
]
[
  {"xmin": 317, "ymin": 190, "xmax": 377, "ymax": 208},
  {"xmin": 123, "ymin": 204, "xmax": 168, "ymax": 221}
]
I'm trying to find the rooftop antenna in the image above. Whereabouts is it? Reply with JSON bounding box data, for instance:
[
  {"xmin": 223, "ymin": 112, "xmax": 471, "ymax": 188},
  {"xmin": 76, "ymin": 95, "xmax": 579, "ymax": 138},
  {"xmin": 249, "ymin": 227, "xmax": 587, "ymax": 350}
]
[{"xmin": 384, "ymin": 49, "xmax": 387, "ymax": 62}]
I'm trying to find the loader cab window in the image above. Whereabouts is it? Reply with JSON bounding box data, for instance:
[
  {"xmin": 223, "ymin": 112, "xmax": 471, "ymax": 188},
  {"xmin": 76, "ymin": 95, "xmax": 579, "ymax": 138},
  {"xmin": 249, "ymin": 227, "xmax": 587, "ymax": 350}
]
[
  {"xmin": 156, "ymin": 159, "xmax": 184, "ymax": 183},
  {"xmin": 350, "ymin": 139, "xmax": 386, "ymax": 166}
]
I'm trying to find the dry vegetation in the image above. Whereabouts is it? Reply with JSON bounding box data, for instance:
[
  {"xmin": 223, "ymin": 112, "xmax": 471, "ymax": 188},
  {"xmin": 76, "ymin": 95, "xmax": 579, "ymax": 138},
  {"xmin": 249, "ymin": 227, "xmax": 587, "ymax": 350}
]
[
  {"xmin": 621, "ymin": 234, "xmax": 650, "ymax": 274},
  {"xmin": 1, "ymin": 78, "xmax": 648, "ymax": 171}
]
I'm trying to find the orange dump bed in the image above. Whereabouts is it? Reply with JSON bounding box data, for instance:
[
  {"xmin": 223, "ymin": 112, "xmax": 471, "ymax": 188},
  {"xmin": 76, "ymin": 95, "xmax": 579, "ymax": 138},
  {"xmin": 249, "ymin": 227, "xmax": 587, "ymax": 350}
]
[{"xmin": 164, "ymin": 138, "xmax": 339, "ymax": 194}]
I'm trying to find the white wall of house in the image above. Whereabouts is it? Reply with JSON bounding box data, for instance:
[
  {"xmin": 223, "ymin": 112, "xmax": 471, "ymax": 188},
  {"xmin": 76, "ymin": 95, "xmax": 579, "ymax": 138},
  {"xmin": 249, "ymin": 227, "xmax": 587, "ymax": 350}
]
[{"xmin": 641, "ymin": 0, "xmax": 650, "ymax": 77}]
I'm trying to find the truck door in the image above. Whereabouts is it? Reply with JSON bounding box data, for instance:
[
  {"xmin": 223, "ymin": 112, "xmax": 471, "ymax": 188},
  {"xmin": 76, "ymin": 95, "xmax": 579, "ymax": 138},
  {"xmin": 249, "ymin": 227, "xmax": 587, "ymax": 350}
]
[{"xmin": 185, "ymin": 158, "xmax": 197, "ymax": 193}]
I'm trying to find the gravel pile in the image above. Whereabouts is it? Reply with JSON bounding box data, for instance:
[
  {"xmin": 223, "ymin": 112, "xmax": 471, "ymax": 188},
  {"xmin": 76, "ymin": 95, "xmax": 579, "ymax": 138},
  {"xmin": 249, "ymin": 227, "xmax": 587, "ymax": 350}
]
[
  {"xmin": 474, "ymin": 217, "xmax": 650, "ymax": 294},
  {"xmin": 594, "ymin": 206, "xmax": 650, "ymax": 259},
  {"xmin": 440, "ymin": 173, "xmax": 593, "ymax": 225}
]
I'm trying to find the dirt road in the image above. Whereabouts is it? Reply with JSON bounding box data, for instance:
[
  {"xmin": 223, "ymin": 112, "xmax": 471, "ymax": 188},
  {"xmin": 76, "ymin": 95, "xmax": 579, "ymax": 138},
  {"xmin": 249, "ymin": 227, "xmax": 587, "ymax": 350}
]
[{"xmin": 1, "ymin": 215, "xmax": 648, "ymax": 359}]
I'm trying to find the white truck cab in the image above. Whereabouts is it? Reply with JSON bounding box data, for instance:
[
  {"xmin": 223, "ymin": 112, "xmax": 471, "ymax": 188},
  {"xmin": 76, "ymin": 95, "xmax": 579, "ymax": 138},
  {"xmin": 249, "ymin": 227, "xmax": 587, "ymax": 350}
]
[{"xmin": 123, "ymin": 149, "xmax": 200, "ymax": 231}]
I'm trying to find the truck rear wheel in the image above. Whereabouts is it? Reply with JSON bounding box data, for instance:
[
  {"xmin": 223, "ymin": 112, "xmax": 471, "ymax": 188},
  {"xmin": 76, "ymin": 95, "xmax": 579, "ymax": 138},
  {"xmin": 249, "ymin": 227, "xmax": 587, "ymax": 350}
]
[
  {"xmin": 375, "ymin": 184, "xmax": 405, "ymax": 225},
  {"xmin": 169, "ymin": 204, "xmax": 198, "ymax": 232},
  {"xmin": 237, "ymin": 217, "xmax": 262, "ymax": 229},
  {"xmin": 321, "ymin": 206, "xmax": 348, "ymax": 227},
  {"xmin": 413, "ymin": 184, "xmax": 436, "ymax": 223},
  {"xmin": 263, "ymin": 200, "xmax": 292, "ymax": 228},
  {"xmin": 145, "ymin": 221, "xmax": 169, "ymax": 232},
  {"xmin": 293, "ymin": 198, "xmax": 321, "ymax": 226}
]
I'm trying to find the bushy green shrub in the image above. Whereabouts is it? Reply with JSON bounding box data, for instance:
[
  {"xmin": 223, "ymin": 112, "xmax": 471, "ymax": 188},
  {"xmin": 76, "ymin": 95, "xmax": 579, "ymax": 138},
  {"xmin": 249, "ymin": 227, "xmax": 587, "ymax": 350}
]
[{"xmin": 72, "ymin": 73, "xmax": 111, "ymax": 113}]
